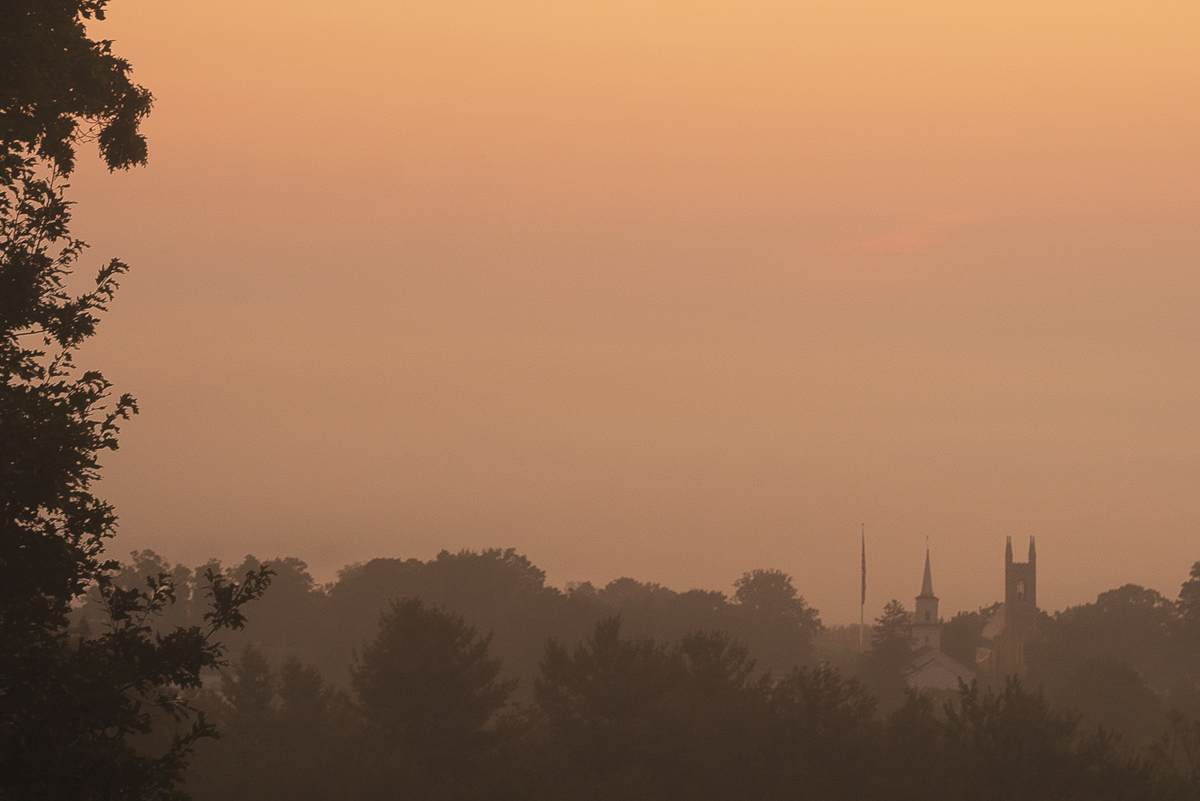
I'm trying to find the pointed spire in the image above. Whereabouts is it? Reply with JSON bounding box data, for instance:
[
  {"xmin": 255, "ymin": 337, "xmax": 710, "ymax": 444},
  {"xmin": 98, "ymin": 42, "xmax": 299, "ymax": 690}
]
[
  {"xmin": 919, "ymin": 548, "xmax": 935, "ymax": 598},
  {"xmin": 1005, "ymin": 536, "xmax": 1013, "ymax": 564},
  {"xmin": 1028, "ymin": 536, "xmax": 1036, "ymax": 564}
]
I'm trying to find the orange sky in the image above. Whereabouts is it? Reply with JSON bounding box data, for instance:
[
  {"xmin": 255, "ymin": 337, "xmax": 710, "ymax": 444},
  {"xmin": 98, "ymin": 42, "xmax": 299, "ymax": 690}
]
[{"xmin": 70, "ymin": 1, "xmax": 1200, "ymax": 622}]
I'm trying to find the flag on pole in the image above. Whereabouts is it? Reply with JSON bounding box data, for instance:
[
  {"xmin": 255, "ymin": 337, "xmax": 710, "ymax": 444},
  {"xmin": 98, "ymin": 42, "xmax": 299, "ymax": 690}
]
[
  {"xmin": 860, "ymin": 526, "xmax": 866, "ymax": 606},
  {"xmin": 859, "ymin": 524, "xmax": 866, "ymax": 653}
]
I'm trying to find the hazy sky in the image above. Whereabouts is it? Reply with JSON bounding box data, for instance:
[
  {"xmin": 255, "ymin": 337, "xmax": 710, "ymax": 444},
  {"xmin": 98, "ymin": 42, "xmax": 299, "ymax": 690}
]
[{"xmin": 71, "ymin": 1, "xmax": 1199, "ymax": 622}]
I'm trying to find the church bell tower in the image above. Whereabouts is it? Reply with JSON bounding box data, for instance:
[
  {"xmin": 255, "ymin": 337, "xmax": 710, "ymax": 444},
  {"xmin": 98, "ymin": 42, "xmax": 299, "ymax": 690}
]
[
  {"xmin": 1005, "ymin": 535, "xmax": 1037, "ymax": 610},
  {"xmin": 996, "ymin": 535, "xmax": 1038, "ymax": 675}
]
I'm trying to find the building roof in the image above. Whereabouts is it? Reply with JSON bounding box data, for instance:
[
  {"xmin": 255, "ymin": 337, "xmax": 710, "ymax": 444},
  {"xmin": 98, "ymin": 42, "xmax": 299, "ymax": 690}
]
[{"xmin": 906, "ymin": 646, "xmax": 975, "ymax": 691}]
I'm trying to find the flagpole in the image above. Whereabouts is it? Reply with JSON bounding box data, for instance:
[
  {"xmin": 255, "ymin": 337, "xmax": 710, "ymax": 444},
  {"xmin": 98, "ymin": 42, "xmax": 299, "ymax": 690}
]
[{"xmin": 860, "ymin": 523, "xmax": 866, "ymax": 653}]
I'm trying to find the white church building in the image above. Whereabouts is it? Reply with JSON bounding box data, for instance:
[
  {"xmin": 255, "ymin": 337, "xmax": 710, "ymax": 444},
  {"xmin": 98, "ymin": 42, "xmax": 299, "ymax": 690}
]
[{"xmin": 904, "ymin": 549, "xmax": 975, "ymax": 690}]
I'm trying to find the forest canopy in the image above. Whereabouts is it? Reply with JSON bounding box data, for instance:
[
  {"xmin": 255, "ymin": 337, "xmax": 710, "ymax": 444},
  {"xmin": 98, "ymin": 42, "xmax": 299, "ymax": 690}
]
[{"xmin": 82, "ymin": 547, "xmax": 1200, "ymax": 800}]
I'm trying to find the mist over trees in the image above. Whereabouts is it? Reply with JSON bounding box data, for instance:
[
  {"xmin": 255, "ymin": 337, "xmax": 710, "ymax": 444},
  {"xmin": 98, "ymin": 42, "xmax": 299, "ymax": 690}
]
[
  {"xmin": 6, "ymin": 3, "xmax": 1200, "ymax": 800},
  {"xmin": 81, "ymin": 549, "xmax": 822, "ymax": 697},
  {"xmin": 82, "ymin": 548, "xmax": 1200, "ymax": 800}
]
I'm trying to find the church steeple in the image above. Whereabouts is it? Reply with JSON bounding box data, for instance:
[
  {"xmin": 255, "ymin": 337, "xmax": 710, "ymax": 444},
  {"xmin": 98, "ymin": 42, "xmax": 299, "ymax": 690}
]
[
  {"xmin": 912, "ymin": 547, "xmax": 940, "ymax": 651},
  {"xmin": 919, "ymin": 549, "xmax": 934, "ymax": 598}
]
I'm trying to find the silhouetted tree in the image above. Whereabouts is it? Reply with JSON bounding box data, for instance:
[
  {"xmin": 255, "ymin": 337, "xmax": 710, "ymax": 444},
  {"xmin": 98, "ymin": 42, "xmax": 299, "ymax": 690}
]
[
  {"xmin": 1026, "ymin": 583, "xmax": 1182, "ymax": 750},
  {"xmin": 862, "ymin": 599, "xmax": 913, "ymax": 710},
  {"xmin": 535, "ymin": 617, "xmax": 685, "ymax": 799},
  {"xmin": 0, "ymin": 0, "xmax": 151, "ymax": 171},
  {"xmin": 531, "ymin": 619, "xmax": 789, "ymax": 801},
  {"xmin": 1175, "ymin": 562, "xmax": 1200, "ymax": 685},
  {"xmin": 766, "ymin": 666, "xmax": 879, "ymax": 799},
  {"xmin": 664, "ymin": 632, "xmax": 771, "ymax": 800},
  {"xmin": 732, "ymin": 568, "xmax": 822, "ymax": 672},
  {"xmin": 352, "ymin": 597, "xmax": 516, "ymax": 799},
  {"xmin": 880, "ymin": 690, "xmax": 948, "ymax": 800},
  {"xmin": 1051, "ymin": 586, "xmax": 1176, "ymax": 681},
  {"xmin": 1176, "ymin": 563, "xmax": 1200, "ymax": 625},
  {"xmin": 941, "ymin": 679, "xmax": 1157, "ymax": 800},
  {"xmin": 213, "ymin": 555, "xmax": 330, "ymax": 668},
  {"xmin": 1148, "ymin": 710, "xmax": 1200, "ymax": 798},
  {"xmin": 80, "ymin": 547, "xmax": 1200, "ymax": 800},
  {"xmin": 329, "ymin": 549, "xmax": 567, "ymax": 693},
  {"xmin": 187, "ymin": 650, "xmax": 357, "ymax": 801},
  {"xmin": 1, "ymin": 3, "xmax": 271, "ymax": 796},
  {"xmin": 272, "ymin": 657, "xmax": 357, "ymax": 800},
  {"xmin": 1054, "ymin": 659, "xmax": 1166, "ymax": 749},
  {"xmin": 943, "ymin": 605, "xmax": 997, "ymax": 670},
  {"xmin": 881, "ymin": 680, "xmax": 1165, "ymax": 800},
  {"xmin": 189, "ymin": 646, "xmax": 280, "ymax": 801}
]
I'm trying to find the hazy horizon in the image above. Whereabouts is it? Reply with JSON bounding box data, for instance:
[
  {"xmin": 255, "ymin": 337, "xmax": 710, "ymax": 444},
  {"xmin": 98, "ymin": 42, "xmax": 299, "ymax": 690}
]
[{"xmin": 69, "ymin": 0, "xmax": 1200, "ymax": 624}]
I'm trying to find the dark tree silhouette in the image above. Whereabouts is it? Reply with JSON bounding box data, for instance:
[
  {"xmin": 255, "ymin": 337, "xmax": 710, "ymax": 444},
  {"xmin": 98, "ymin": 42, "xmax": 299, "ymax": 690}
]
[
  {"xmin": 1054, "ymin": 659, "xmax": 1166, "ymax": 749},
  {"xmin": 1175, "ymin": 562, "xmax": 1200, "ymax": 684},
  {"xmin": 942, "ymin": 605, "xmax": 997, "ymax": 670},
  {"xmin": 1, "ymin": 3, "xmax": 271, "ymax": 797},
  {"xmin": 767, "ymin": 665, "xmax": 879, "ymax": 799},
  {"xmin": 861, "ymin": 599, "xmax": 913, "ymax": 711},
  {"xmin": 732, "ymin": 568, "xmax": 822, "ymax": 672},
  {"xmin": 942, "ymin": 679, "xmax": 1157, "ymax": 800},
  {"xmin": 1150, "ymin": 711, "xmax": 1200, "ymax": 796},
  {"xmin": 666, "ymin": 631, "xmax": 771, "ymax": 800},
  {"xmin": 1177, "ymin": 563, "xmax": 1200, "ymax": 627},
  {"xmin": 0, "ymin": 0, "xmax": 152, "ymax": 172},
  {"xmin": 882, "ymin": 680, "xmax": 1161, "ymax": 801},
  {"xmin": 535, "ymin": 617, "xmax": 685, "ymax": 799},
  {"xmin": 186, "ymin": 649, "xmax": 356, "ymax": 801},
  {"xmin": 352, "ymin": 597, "xmax": 516, "ymax": 798}
]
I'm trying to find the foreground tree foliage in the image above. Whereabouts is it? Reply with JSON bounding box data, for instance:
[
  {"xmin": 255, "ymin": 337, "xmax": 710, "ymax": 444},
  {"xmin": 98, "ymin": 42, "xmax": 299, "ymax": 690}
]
[
  {"xmin": 883, "ymin": 680, "xmax": 1161, "ymax": 801},
  {"xmin": 1, "ymin": 2, "xmax": 271, "ymax": 798},
  {"xmin": 182, "ymin": 610, "xmax": 1200, "ymax": 801},
  {"xmin": 91, "ymin": 547, "xmax": 1200, "ymax": 799}
]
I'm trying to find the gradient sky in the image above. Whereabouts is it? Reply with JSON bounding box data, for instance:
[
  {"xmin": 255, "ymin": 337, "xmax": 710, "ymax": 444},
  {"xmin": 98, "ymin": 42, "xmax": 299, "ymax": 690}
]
[{"xmin": 69, "ymin": 1, "xmax": 1200, "ymax": 622}]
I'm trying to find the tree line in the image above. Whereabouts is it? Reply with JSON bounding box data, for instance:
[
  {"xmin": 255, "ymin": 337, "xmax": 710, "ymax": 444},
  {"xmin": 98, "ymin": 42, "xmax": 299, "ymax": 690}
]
[
  {"xmin": 80, "ymin": 549, "xmax": 823, "ymax": 702},
  {"xmin": 80, "ymin": 548, "xmax": 1200, "ymax": 800}
]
